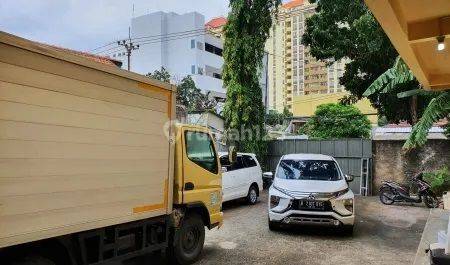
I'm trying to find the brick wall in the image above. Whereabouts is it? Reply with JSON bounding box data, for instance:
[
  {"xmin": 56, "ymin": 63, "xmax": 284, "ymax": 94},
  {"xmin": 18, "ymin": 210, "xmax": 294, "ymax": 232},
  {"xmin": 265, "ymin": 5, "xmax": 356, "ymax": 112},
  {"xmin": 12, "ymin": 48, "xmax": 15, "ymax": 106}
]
[{"xmin": 373, "ymin": 139, "xmax": 450, "ymax": 191}]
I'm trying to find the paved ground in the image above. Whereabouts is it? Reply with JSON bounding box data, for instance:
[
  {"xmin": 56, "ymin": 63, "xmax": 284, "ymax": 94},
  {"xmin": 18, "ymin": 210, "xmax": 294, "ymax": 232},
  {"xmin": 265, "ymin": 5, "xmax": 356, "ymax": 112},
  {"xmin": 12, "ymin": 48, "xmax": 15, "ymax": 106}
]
[{"xmin": 125, "ymin": 190, "xmax": 429, "ymax": 265}]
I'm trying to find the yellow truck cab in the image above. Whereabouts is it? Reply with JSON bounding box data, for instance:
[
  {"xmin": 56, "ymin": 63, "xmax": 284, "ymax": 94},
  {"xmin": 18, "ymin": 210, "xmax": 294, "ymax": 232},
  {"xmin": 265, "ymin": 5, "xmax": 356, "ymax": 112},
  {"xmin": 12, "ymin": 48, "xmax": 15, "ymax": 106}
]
[
  {"xmin": 0, "ymin": 31, "xmax": 223, "ymax": 265},
  {"xmin": 171, "ymin": 124, "xmax": 223, "ymax": 264}
]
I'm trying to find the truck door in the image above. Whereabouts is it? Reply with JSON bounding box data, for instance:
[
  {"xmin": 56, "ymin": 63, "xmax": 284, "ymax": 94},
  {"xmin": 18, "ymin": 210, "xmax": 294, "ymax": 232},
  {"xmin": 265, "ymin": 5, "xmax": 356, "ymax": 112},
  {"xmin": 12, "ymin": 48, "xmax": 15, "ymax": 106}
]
[{"xmin": 182, "ymin": 129, "xmax": 222, "ymax": 219}]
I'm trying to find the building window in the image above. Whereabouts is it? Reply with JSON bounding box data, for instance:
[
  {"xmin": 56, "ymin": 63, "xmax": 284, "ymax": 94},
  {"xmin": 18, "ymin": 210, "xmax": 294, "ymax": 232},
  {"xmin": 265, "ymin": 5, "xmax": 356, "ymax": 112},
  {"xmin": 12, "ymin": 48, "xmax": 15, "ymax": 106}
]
[
  {"xmin": 191, "ymin": 65, "xmax": 196, "ymax": 74},
  {"xmin": 205, "ymin": 43, "xmax": 223, "ymax": 57},
  {"xmin": 213, "ymin": 73, "xmax": 222, "ymax": 79},
  {"xmin": 197, "ymin": 41, "xmax": 204, "ymax": 50},
  {"xmin": 197, "ymin": 67, "xmax": 203, "ymax": 75},
  {"xmin": 191, "ymin": 39, "xmax": 196, "ymax": 49}
]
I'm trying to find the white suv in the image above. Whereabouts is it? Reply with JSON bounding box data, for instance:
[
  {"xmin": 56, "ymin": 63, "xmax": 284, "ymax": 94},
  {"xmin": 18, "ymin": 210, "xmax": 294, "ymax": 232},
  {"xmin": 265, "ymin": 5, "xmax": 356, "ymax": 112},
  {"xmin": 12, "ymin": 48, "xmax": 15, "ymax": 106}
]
[
  {"xmin": 268, "ymin": 154, "xmax": 355, "ymax": 233},
  {"xmin": 220, "ymin": 152, "xmax": 263, "ymax": 205}
]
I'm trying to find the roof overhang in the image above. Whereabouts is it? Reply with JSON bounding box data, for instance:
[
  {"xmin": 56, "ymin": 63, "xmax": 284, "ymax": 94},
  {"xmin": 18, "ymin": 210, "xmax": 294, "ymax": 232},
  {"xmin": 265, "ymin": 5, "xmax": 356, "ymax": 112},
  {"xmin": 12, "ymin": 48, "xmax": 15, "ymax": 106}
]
[{"xmin": 365, "ymin": 0, "xmax": 450, "ymax": 90}]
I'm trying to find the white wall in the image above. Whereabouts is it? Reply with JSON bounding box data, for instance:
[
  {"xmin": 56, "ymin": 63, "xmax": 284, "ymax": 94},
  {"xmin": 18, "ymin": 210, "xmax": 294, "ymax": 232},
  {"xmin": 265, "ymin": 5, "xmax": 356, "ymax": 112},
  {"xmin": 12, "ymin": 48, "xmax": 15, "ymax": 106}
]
[{"xmin": 120, "ymin": 11, "xmax": 226, "ymax": 98}]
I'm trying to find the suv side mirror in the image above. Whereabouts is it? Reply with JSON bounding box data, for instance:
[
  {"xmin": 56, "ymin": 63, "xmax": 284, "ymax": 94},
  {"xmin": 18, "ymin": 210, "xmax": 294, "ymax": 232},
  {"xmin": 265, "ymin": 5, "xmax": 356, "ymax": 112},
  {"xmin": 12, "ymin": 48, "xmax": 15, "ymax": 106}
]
[
  {"xmin": 228, "ymin": 146, "xmax": 237, "ymax": 163},
  {"xmin": 345, "ymin": 174, "xmax": 354, "ymax": 183},
  {"xmin": 263, "ymin": 172, "xmax": 274, "ymax": 179}
]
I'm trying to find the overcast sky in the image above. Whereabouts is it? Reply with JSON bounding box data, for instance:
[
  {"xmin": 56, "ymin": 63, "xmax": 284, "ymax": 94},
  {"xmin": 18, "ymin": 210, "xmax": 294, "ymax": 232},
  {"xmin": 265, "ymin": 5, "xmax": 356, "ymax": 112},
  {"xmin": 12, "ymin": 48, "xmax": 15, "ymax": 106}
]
[{"xmin": 0, "ymin": 0, "xmax": 232, "ymax": 52}]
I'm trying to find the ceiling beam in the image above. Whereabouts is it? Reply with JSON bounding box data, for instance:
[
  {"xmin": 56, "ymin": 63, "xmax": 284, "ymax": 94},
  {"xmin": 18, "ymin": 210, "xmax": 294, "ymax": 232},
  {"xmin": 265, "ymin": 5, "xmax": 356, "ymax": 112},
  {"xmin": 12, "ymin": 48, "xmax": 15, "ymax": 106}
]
[
  {"xmin": 364, "ymin": 0, "xmax": 431, "ymax": 88},
  {"xmin": 408, "ymin": 16, "xmax": 450, "ymax": 43}
]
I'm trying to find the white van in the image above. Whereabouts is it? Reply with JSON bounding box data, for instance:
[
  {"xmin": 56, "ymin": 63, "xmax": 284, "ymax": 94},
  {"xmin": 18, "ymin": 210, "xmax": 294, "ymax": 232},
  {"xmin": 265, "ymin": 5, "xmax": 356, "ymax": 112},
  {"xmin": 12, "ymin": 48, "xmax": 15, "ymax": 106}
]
[{"xmin": 220, "ymin": 153, "xmax": 263, "ymax": 204}]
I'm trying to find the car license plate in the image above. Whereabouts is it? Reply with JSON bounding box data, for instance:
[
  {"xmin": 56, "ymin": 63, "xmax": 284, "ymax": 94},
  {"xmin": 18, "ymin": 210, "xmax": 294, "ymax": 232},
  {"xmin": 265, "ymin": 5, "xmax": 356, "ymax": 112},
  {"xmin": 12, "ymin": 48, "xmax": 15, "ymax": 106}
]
[{"xmin": 299, "ymin": 200, "xmax": 324, "ymax": 210}]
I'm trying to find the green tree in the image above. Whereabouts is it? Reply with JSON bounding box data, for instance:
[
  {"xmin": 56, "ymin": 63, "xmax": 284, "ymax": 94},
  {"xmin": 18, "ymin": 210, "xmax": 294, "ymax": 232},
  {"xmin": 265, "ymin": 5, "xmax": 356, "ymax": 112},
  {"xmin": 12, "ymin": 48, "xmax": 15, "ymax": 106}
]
[
  {"xmin": 265, "ymin": 107, "xmax": 293, "ymax": 126},
  {"xmin": 299, "ymin": 103, "xmax": 371, "ymax": 139},
  {"xmin": 283, "ymin": 106, "xmax": 293, "ymax": 119},
  {"xmin": 177, "ymin": 76, "xmax": 217, "ymax": 111},
  {"xmin": 301, "ymin": 0, "xmax": 431, "ymax": 124},
  {"xmin": 223, "ymin": 0, "xmax": 281, "ymax": 156},
  {"xmin": 147, "ymin": 68, "xmax": 217, "ymax": 111},
  {"xmin": 146, "ymin": 66, "xmax": 171, "ymax": 83},
  {"xmin": 363, "ymin": 56, "xmax": 449, "ymax": 150}
]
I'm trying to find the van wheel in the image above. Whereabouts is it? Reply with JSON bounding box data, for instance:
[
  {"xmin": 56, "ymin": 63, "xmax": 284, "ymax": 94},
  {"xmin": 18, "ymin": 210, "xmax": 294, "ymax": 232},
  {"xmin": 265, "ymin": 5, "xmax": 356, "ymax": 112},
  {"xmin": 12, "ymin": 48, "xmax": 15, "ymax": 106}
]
[
  {"xmin": 246, "ymin": 185, "xmax": 258, "ymax": 205},
  {"xmin": 172, "ymin": 214, "xmax": 205, "ymax": 265},
  {"xmin": 10, "ymin": 256, "xmax": 55, "ymax": 265}
]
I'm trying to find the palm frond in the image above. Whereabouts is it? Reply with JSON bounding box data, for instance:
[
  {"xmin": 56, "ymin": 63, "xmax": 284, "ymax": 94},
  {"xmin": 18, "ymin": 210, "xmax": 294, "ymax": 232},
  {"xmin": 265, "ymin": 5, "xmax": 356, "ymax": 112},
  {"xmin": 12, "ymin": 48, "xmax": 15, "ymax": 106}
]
[
  {"xmin": 403, "ymin": 91, "xmax": 450, "ymax": 150},
  {"xmin": 392, "ymin": 56, "xmax": 411, "ymax": 75},
  {"xmin": 363, "ymin": 68, "xmax": 398, "ymax": 96},
  {"xmin": 363, "ymin": 56, "xmax": 415, "ymax": 97},
  {"xmin": 397, "ymin": 89, "xmax": 440, "ymax": 98},
  {"xmin": 381, "ymin": 72, "xmax": 415, "ymax": 93}
]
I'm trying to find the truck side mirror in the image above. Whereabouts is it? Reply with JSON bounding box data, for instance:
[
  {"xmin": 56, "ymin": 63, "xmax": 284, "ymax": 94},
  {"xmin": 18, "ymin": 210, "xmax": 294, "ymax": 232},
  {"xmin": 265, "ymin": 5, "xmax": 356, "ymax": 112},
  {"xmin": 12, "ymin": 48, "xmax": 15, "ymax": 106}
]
[{"xmin": 228, "ymin": 146, "xmax": 237, "ymax": 163}]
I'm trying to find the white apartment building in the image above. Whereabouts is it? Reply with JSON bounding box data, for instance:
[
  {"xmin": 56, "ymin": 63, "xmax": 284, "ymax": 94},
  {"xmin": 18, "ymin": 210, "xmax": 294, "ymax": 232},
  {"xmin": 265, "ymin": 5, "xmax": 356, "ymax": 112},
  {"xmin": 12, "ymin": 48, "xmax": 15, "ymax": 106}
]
[{"xmin": 107, "ymin": 11, "xmax": 226, "ymax": 100}]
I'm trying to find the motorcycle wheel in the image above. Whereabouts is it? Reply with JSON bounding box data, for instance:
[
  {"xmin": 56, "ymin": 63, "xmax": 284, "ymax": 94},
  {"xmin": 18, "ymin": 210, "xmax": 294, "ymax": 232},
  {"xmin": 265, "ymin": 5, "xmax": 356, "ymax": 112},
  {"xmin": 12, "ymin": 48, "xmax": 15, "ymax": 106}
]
[
  {"xmin": 424, "ymin": 194, "xmax": 439, "ymax": 208},
  {"xmin": 379, "ymin": 188, "xmax": 395, "ymax": 205}
]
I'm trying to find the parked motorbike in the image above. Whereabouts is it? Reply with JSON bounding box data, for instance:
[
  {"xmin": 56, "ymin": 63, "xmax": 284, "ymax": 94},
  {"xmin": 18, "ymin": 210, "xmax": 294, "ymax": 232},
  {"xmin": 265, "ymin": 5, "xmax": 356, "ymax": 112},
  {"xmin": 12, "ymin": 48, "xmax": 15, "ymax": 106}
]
[{"xmin": 379, "ymin": 172, "xmax": 439, "ymax": 208}]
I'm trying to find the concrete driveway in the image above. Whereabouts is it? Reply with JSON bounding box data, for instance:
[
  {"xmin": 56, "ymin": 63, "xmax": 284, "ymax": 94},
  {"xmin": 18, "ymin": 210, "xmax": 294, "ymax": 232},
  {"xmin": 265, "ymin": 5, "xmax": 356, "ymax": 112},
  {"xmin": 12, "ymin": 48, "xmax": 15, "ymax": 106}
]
[{"xmin": 125, "ymin": 190, "xmax": 429, "ymax": 265}]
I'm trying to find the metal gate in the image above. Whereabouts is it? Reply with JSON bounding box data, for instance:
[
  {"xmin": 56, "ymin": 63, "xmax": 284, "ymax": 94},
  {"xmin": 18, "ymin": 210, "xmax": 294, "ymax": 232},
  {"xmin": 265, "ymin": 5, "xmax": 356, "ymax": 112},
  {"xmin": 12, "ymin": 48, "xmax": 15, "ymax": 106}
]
[{"xmin": 264, "ymin": 139, "xmax": 373, "ymax": 196}]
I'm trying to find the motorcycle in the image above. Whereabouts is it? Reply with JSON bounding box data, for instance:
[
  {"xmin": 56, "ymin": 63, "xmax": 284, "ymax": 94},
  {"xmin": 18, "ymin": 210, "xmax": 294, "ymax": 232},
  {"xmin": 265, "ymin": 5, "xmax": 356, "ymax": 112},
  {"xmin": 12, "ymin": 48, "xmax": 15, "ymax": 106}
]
[{"xmin": 379, "ymin": 172, "xmax": 439, "ymax": 208}]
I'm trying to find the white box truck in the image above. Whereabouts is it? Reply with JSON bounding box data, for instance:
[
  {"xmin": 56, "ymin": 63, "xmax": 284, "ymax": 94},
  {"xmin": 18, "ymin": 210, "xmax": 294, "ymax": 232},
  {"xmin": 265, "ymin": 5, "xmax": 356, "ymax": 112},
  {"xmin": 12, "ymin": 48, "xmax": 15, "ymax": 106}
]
[{"xmin": 0, "ymin": 31, "xmax": 224, "ymax": 265}]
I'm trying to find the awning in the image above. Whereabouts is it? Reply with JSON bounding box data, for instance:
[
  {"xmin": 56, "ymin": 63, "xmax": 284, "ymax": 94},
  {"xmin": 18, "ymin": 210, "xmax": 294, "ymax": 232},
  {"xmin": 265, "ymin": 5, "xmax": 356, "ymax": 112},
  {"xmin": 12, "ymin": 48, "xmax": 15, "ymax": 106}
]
[{"xmin": 365, "ymin": 0, "xmax": 450, "ymax": 91}]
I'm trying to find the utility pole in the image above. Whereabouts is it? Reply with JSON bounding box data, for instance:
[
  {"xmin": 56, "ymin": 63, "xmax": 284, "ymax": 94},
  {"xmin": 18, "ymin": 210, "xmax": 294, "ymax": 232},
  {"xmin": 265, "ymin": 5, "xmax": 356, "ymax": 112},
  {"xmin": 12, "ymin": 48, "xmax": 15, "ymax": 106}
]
[{"xmin": 117, "ymin": 27, "xmax": 139, "ymax": 71}]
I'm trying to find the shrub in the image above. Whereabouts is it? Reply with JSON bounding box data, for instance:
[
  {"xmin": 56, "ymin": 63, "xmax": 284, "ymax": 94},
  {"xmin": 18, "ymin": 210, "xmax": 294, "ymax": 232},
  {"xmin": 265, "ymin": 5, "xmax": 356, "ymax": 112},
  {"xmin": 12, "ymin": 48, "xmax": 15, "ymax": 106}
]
[
  {"xmin": 423, "ymin": 167, "xmax": 450, "ymax": 196},
  {"xmin": 298, "ymin": 103, "xmax": 372, "ymax": 139}
]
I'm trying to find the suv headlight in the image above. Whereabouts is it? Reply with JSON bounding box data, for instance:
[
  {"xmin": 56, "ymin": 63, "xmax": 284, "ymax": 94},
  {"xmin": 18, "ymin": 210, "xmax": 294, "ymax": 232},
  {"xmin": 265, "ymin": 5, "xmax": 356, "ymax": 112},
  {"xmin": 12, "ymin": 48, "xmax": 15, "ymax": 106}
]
[
  {"xmin": 343, "ymin": 198, "xmax": 353, "ymax": 213},
  {"xmin": 270, "ymin": 195, "xmax": 292, "ymax": 213},
  {"xmin": 270, "ymin": 185, "xmax": 293, "ymax": 213},
  {"xmin": 270, "ymin": 195, "xmax": 281, "ymax": 209},
  {"xmin": 333, "ymin": 198, "xmax": 354, "ymax": 216},
  {"xmin": 333, "ymin": 188, "xmax": 349, "ymax": 198}
]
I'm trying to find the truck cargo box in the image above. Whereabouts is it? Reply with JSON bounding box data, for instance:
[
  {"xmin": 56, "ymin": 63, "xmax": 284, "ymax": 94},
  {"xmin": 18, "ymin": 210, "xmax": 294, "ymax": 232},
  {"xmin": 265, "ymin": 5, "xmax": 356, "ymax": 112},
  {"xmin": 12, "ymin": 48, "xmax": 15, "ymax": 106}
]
[{"xmin": 0, "ymin": 32, "xmax": 176, "ymax": 248}]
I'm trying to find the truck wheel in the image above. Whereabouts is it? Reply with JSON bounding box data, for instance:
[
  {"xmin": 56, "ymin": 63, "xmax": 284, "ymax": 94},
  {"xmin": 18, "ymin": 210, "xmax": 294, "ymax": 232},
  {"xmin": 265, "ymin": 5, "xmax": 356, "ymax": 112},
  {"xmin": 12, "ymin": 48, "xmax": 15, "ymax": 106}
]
[
  {"xmin": 246, "ymin": 185, "xmax": 258, "ymax": 205},
  {"xmin": 173, "ymin": 214, "xmax": 205, "ymax": 265},
  {"xmin": 10, "ymin": 256, "xmax": 55, "ymax": 265}
]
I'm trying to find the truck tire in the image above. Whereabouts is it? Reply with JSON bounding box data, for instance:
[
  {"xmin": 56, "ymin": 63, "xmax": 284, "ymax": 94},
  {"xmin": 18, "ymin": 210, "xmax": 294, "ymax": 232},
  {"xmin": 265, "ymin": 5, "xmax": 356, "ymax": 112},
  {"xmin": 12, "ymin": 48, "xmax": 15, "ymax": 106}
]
[
  {"xmin": 10, "ymin": 256, "xmax": 55, "ymax": 265},
  {"xmin": 172, "ymin": 213, "xmax": 205, "ymax": 265}
]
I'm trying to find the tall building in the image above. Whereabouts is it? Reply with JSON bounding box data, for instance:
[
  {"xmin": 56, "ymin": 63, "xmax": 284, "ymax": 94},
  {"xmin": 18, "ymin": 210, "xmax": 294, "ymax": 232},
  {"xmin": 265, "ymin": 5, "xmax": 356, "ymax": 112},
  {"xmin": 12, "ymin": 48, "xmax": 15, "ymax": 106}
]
[
  {"xmin": 265, "ymin": 0, "xmax": 348, "ymax": 112},
  {"xmin": 105, "ymin": 11, "xmax": 226, "ymax": 100},
  {"xmin": 266, "ymin": 15, "xmax": 285, "ymax": 113},
  {"xmin": 205, "ymin": 16, "xmax": 270, "ymax": 110}
]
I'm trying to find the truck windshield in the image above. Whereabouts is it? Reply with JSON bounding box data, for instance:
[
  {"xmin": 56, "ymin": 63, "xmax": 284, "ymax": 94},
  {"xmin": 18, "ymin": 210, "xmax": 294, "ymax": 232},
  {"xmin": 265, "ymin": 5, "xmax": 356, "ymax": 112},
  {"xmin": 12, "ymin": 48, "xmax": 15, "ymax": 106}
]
[{"xmin": 276, "ymin": 159, "xmax": 341, "ymax": 181}]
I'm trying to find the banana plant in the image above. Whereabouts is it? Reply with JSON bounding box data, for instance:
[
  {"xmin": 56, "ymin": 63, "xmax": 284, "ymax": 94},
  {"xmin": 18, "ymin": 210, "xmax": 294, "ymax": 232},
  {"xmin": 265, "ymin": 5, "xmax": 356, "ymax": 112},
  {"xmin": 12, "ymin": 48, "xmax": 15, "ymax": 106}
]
[{"xmin": 364, "ymin": 56, "xmax": 449, "ymax": 150}]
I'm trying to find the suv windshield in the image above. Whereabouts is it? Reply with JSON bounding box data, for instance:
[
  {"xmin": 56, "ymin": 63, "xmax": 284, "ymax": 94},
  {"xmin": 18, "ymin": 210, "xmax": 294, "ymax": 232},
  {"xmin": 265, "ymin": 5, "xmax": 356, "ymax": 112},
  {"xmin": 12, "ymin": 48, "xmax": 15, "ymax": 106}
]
[{"xmin": 276, "ymin": 159, "xmax": 342, "ymax": 181}]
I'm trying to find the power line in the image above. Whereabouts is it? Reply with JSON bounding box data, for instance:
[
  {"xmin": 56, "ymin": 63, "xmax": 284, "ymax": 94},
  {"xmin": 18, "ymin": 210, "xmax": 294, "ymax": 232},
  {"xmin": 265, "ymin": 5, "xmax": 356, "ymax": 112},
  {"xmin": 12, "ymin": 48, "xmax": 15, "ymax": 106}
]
[
  {"xmin": 89, "ymin": 41, "xmax": 117, "ymax": 52},
  {"xmin": 101, "ymin": 31, "xmax": 208, "ymax": 57},
  {"xmin": 97, "ymin": 30, "xmax": 207, "ymax": 56},
  {"xmin": 92, "ymin": 28, "xmax": 206, "ymax": 54}
]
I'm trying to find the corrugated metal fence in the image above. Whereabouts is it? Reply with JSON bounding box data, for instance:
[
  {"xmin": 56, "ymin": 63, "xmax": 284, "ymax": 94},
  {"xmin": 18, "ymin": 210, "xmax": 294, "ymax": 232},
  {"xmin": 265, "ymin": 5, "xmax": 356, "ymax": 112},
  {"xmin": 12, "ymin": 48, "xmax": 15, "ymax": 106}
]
[{"xmin": 265, "ymin": 139, "xmax": 373, "ymax": 195}]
